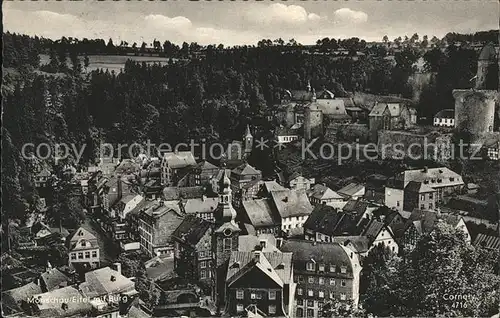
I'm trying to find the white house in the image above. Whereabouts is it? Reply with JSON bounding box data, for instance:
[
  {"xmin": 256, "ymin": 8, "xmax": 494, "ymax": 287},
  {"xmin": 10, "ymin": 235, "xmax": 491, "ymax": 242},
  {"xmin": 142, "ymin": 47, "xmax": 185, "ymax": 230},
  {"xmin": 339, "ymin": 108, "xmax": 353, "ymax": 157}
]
[{"xmin": 433, "ymin": 109, "xmax": 455, "ymax": 127}]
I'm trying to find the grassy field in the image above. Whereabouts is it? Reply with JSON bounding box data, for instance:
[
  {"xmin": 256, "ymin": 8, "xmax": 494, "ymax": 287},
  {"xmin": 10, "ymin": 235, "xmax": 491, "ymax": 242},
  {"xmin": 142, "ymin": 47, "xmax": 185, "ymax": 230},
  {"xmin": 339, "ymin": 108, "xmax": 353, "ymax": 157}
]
[{"xmin": 39, "ymin": 54, "xmax": 173, "ymax": 73}]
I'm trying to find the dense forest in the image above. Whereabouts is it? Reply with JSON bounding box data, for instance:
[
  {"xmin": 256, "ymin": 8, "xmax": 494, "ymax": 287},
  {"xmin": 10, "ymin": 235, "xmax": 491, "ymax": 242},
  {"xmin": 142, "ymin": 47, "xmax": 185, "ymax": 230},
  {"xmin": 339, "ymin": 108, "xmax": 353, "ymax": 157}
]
[{"xmin": 1, "ymin": 31, "xmax": 496, "ymax": 222}]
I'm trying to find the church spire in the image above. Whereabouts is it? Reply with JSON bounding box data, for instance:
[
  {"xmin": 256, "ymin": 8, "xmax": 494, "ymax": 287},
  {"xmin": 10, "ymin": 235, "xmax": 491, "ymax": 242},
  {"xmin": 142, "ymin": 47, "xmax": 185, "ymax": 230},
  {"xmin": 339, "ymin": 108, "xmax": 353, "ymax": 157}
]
[
  {"xmin": 215, "ymin": 169, "xmax": 238, "ymax": 226},
  {"xmin": 307, "ymin": 80, "xmax": 311, "ymax": 92}
]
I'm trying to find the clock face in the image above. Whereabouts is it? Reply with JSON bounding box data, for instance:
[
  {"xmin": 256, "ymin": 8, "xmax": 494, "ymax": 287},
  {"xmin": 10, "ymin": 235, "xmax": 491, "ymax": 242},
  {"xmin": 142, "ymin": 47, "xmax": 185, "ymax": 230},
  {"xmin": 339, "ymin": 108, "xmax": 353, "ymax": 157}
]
[{"xmin": 223, "ymin": 228, "xmax": 232, "ymax": 237}]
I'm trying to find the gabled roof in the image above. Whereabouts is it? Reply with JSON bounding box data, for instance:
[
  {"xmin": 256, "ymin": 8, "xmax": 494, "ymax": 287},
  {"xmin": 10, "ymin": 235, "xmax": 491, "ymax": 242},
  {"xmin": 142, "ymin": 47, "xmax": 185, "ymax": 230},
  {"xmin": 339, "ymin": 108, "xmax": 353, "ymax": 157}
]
[
  {"xmin": 2, "ymin": 282, "xmax": 42, "ymax": 312},
  {"xmin": 280, "ymin": 239, "xmax": 354, "ymax": 277},
  {"xmin": 162, "ymin": 151, "xmax": 196, "ymax": 169},
  {"xmin": 232, "ymin": 163, "xmax": 261, "ymax": 177},
  {"xmin": 40, "ymin": 268, "xmax": 69, "ymax": 291},
  {"xmin": 182, "ymin": 197, "xmax": 218, "ymax": 214},
  {"xmin": 338, "ymin": 183, "xmax": 365, "ymax": 197},
  {"xmin": 242, "ymin": 199, "xmax": 278, "ymax": 228},
  {"xmin": 332, "ymin": 236, "xmax": 371, "ymax": 253},
  {"xmin": 369, "ymin": 102, "xmax": 404, "ymax": 117},
  {"xmin": 262, "ymin": 180, "xmax": 287, "ymax": 193},
  {"xmin": 308, "ymin": 184, "xmax": 344, "ymax": 201},
  {"xmin": 172, "ymin": 215, "xmax": 211, "ymax": 247},
  {"xmin": 434, "ymin": 109, "xmax": 455, "ymax": 119},
  {"xmin": 315, "ymin": 99, "xmax": 347, "ymax": 116},
  {"xmin": 226, "ymin": 251, "xmax": 292, "ymax": 287},
  {"xmin": 304, "ymin": 205, "xmax": 357, "ymax": 237},
  {"xmin": 142, "ymin": 200, "xmax": 183, "ymax": 218},
  {"xmin": 196, "ymin": 160, "xmax": 218, "ymax": 171},
  {"xmin": 360, "ymin": 219, "xmax": 386, "ymax": 241},
  {"xmin": 32, "ymin": 286, "xmax": 91, "ymax": 317},
  {"xmin": 80, "ymin": 267, "xmax": 136, "ymax": 299},
  {"xmin": 270, "ymin": 189, "xmax": 313, "ymax": 218},
  {"xmin": 405, "ymin": 181, "xmax": 436, "ymax": 193},
  {"xmin": 399, "ymin": 167, "xmax": 463, "ymax": 188},
  {"xmin": 238, "ymin": 235, "xmax": 280, "ymax": 253},
  {"xmin": 66, "ymin": 227, "xmax": 97, "ymax": 248},
  {"xmin": 342, "ymin": 199, "xmax": 369, "ymax": 216}
]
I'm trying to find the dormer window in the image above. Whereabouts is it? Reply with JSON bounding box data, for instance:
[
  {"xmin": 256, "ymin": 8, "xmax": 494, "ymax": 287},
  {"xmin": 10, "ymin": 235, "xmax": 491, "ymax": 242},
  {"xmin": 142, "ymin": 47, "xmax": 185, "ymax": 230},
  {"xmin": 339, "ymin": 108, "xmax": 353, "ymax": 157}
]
[
  {"xmin": 329, "ymin": 265, "xmax": 335, "ymax": 272},
  {"xmin": 306, "ymin": 262, "xmax": 315, "ymax": 271},
  {"xmin": 340, "ymin": 266, "xmax": 347, "ymax": 274},
  {"xmin": 319, "ymin": 264, "xmax": 325, "ymax": 272}
]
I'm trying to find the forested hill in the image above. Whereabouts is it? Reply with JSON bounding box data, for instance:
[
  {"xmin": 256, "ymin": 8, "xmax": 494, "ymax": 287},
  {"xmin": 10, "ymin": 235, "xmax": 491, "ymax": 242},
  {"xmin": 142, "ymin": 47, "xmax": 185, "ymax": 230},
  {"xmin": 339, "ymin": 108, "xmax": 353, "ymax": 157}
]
[{"xmin": 1, "ymin": 31, "xmax": 495, "ymax": 222}]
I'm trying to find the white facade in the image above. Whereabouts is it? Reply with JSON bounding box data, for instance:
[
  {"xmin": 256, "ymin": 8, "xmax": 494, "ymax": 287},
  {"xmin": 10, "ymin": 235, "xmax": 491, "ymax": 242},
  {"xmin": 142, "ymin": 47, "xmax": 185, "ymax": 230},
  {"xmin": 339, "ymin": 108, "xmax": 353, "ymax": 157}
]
[
  {"xmin": 281, "ymin": 215, "xmax": 309, "ymax": 232},
  {"xmin": 433, "ymin": 117, "xmax": 455, "ymax": 127},
  {"xmin": 119, "ymin": 195, "xmax": 144, "ymax": 219},
  {"xmin": 384, "ymin": 187, "xmax": 404, "ymax": 212},
  {"xmin": 277, "ymin": 135, "xmax": 300, "ymax": 144},
  {"xmin": 369, "ymin": 228, "xmax": 399, "ymax": 254}
]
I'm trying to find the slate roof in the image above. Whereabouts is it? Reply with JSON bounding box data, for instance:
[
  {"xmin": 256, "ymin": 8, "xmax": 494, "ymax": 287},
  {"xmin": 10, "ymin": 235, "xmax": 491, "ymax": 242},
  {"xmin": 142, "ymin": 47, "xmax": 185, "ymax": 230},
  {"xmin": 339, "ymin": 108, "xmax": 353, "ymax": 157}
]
[
  {"xmin": 434, "ymin": 109, "xmax": 455, "ymax": 119},
  {"xmin": 2, "ymin": 282, "xmax": 42, "ymax": 312},
  {"xmin": 242, "ymin": 199, "xmax": 277, "ymax": 228},
  {"xmin": 262, "ymin": 180, "xmax": 287, "ymax": 193},
  {"xmin": 196, "ymin": 160, "xmax": 219, "ymax": 171},
  {"xmin": 238, "ymin": 235, "xmax": 280, "ymax": 253},
  {"xmin": 162, "ymin": 151, "xmax": 196, "ymax": 169},
  {"xmin": 79, "ymin": 267, "xmax": 136, "ymax": 299},
  {"xmin": 308, "ymin": 184, "xmax": 344, "ymax": 201},
  {"xmin": 361, "ymin": 219, "xmax": 385, "ymax": 240},
  {"xmin": 398, "ymin": 167, "xmax": 463, "ymax": 188},
  {"xmin": 182, "ymin": 197, "xmax": 218, "ymax": 214},
  {"xmin": 304, "ymin": 205, "xmax": 358, "ymax": 236},
  {"xmin": 226, "ymin": 251, "xmax": 293, "ymax": 287},
  {"xmin": 232, "ymin": 163, "xmax": 261, "ymax": 177},
  {"xmin": 172, "ymin": 215, "xmax": 211, "ymax": 247},
  {"xmin": 474, "ymin": 234, "xmax": 500, "ymax": 250},
  {"xmin": 163, "ymin": 186, "xmax": 205, "ymax": 201},
  {"xmin": 33, "ymin": 286, "xmax": 92, "ymax": 317},
  {"xmin": 40, "ymin": 268, "xmax": 69, "ymax": 291},
  {"xmin": 66, "ymin": 227, "xmax": 97, "ymax": 249},
  {"xmin": 280, "ymin": 239, "xmax": 354, "ymax": 277},
  {"xmin": 315, "ymin": 99, "xmax": 348, "ymax": 116},
  {"xmin": 404, "ymin": 210, "xmax": 462, "ymax": 235},
  {"xmin": 332, "ymin": 236, "xmax": 371, "ymax": 253},
  {"xmin": 405, "ymin": 181, "xmax": 436, "ymax": 193},
  {"xmin": 270, "ymin": 189, "xmax": 313, "ymax": 218},
  {"xmin": 338, "ymin": 183, "xmax": 365, "ymax": 197},
  {"xmin": 342, "ymin": 199, "xmax": 369, "ymax": 216},
  {"xmin": 142, "ymin": 200, "xmax": 183, "ymax": 218}
]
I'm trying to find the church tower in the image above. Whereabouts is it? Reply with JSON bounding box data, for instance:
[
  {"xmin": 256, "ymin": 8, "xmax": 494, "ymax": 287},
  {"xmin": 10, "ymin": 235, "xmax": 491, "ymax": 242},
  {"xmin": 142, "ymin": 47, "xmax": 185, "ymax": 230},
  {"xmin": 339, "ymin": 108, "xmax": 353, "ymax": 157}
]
[
  {"xmin": 307, "ymin": 79, "xmax": 311, "ymax": 92},
  {"xmin": 212, "ymin": 168, "xmax": 240, "ymax": 309},
  {"xmin": 243, "ymin": 124, "xmax": 253, "ymax": 158}
]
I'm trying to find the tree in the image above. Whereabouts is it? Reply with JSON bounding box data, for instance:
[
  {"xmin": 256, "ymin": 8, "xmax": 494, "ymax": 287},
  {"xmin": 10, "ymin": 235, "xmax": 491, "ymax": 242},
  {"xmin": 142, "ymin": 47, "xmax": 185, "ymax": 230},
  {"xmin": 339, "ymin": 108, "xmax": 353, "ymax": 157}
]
[
  {"xmin": 382, "ymin": 35, "xmax": 389, "ymax": 44},
  {"xmin": 83, "ymin": 54, "xmax": 90, "ymax": 70}
]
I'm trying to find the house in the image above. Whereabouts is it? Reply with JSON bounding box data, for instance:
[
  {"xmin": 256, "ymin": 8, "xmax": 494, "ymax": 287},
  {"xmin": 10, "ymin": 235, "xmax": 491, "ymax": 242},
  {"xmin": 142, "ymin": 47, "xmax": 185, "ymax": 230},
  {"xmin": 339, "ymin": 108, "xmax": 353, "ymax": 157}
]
[
  {"xmin": 138, "ymin": 200, "xmax": 185, "ymax": 257},
  {"xmin": 33, "ymin": 223, "xmax": 70, "ymax": 245},
  {"xmin": 276, "ymin": 124, "xmax": 302, "ymax": 144},
  {"xmin": 2, "ymin": 282, "xmax": 42, "ymax": 315},
  {"xmin": 109, "ymin": 194, "xmax": 144, "ymax": 242},
  {"xmin": 385, "ymin": 167, "xmax": 464, "ymax": 208},
  {"xmin": 225, "ymin": 250, "xmax": 294, "ymax": 317},
  {"xmin": 231, "ymin": 163, "xmax": 262, "ymax": 191},
  {"xmin": 241, "ymin": 199, "xmax": 281, "ymax": 235},
  {"xmin": 481, "ymin": 133, "xmax": 500, "ymax": 160},
  {"xmin": 289, "ymin": 172, "xmax": 315, "ymax": 191},
  {"xmin": 181, "ymin": 196, "xmax": 219, "ymax": 222},
  {"xmin": 368, "ymin": 102, "xmax": 417, "ymax": 141},
  {"xmin": 433, "ymin": 109, "xmax": 455, "ymax": 127},
  {"xmin": 238, "ymin": 234, "xmax": 281, "ymax": 253},
  {"xmin": 280, "ymin": 239, "xmax": 362, "ymax": 317},
  {"xmin": 357, "ymin": 218, "xmax": 399, "ymax": 254},
  {"xmin": 66, "ymin": 227, "xmax": 100, "ymax": 269},
  {"xmin": 160, "ymin": 151, "xmax": 197, "ymax": 186},
  {"xmin": 189, "ymin": 160, "xmax": 220, "ymax": 186},
  {"xmin": 163, "ymin": 186, "xmax": 205, "ymax": 201},
  {"xmin": 34, "ymin": 167, "xmax": 51, "ymax": 188},
  {"xmin": 38, "ymin": 267, "xmax": 69, "ymax": 292},
  {"xmin": 403, "ymin": 181, "xmax": 437, "ymax": 212},
  {"xmin": 30, "ymin": 286, "xmax": 92, "ymax": 317},
  {"xmin": 260, "ymin": 180, "xmax": 287, "ymax": 196},
  {"xmin": 303, "ymin": 205, "xmax": 358, "ymax": 242},
  {"xmin": 269, "ymin": 189, "xmax": 314, "ymax": 233},
  {"xmin": 172, "ymin": 215, "xmax": 213, "ymax": 285},
  {"xmin": 473, "ymin": 233, "xmax": 500, "ymax": 250},
  {"xmin": 337, "ymin": 183, "xmax": 365, "ymax": 200},
  {"xmin": 308, "ymin": 184, "xmax": 344, "ymax": 205},
  {"xmin": 401, "ymin": 210, "xmax": 471, "ymax": 251}
]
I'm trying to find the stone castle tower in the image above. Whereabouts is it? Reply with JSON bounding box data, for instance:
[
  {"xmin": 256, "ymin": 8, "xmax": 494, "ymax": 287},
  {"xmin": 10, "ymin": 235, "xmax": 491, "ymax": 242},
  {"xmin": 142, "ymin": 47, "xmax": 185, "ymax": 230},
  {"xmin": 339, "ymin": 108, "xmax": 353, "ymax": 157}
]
[
  {"xmin": 453, "ymin": 43, "xmax": 499, "ymax": 141},
  {"xmin": 212, "ymin": 168, "xmax": 240, "ymax": 308},
  {"xmin": 304, "ymin": 89, "xmax": 323, "ymax": 140}
]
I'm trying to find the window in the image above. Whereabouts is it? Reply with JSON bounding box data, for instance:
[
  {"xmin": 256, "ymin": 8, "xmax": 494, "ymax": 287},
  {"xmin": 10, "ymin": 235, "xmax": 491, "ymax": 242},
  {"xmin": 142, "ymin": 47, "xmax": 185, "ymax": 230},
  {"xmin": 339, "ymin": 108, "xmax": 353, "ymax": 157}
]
[
  {"xmin": 420, "ymin": 194, "xmax": 425, "ymax": 201},
  {"xmin": 429, "ymin": 193, "xmax": 433, "ymax": 199},
  {"xmin": 223, "ymin": 238, "xmax": 232, "ymax": 251},
  {"xmin": 269, "ymin": 291, "xmax": 276, "ymax": 300},
  {"xmin": 297, "ymin": 288, "xmax": 303, "ymax": 295},
  {"xmin": 319, "ymin": 291, "xmax": 324, "ymax": 298},
  {"xmin": 319, "ymin": 264, "xmax": 325, "ymax": 272},
  {"xmin": 397, "ymin": 201, "xmax": 400, "ymax": 207},
  {"xmin": 70, "ymin": 253, "xmax": 76, "ymax": 260},
  {"xmin": 200, "ymin": 270, "xmax": 206, "ymax": 279},
  {"xmin": 329, "ymin": 278, "xmax": 335, "ymax": 285},
  {"xmin": 236, "ymin": 290, "xmax": 244, "ymax": 300},
  {"xmin": 307, "ymin": 309, "xmax": 314, "ymax": 317},
  {"xmin": 329, "ymin": 292, "xmax": 334, "ymax": 299},
  {"xmin": 306, "ymin": 262, "xmax": 315, "ymax": 271},
  {"xmin": 92, "ymin": 251, "xmax": 97, "ymax": 258},
  {"xmin": 199, "ymin": 251, "xmax": 205, "ymax": 258},
  {"xmin": 308, "ymin": 290, "xmax": 313, "ymax": 297},
  {"xmin": 200, "ymin": 261, "xmax": 206, "ymax": 268},
  {"xmin": 269, "ymin": 305, "xmax": 276, "ymax": 314},
  {"xmin": 236, "ymin": 304, "xmax": 244, "ymax": 312},
  {"xmin": 340, "ymin": 293, "xmax": 347, "ymax": 300},
  {"xmin": 298, "ymin": 275, "xmax": 304, "ymax": 283},
  {"xmin": 307, "ymin": 300, "xmax": 314, "ymax": 307},
  {"xmin": 429, "ymin": 203, "xmax": 433, "ymax": 209},
  {"xmin": 308, "ymin": 277, "xmax": 314, "ymax": 283},
  {"xmin": 319, "ymin": 277, "xmax": 324, "ymax": 285},
  {"xmin": 85, "ymin": 251, "xmax": 90, "ymax": 259},
  {"xmin": 78, "ymin": 252, "xmax": 83, "ymax": 259},
  {"xmin": 420, "ymin": 204, "xmax": 425, "ymax": 209},
  {"xmin": 341, "ymin": 280, "xmax": 346, "ymax": 287},
  {"xmin": 297, "ymin": 308, "xmax": 304, "ymax": 317},
  {"xmin": 340, "ymin": 266, "xmax": 347, "ymax": 274},
  {"xmin": 329, "ymin": 265, "xmax": 335, "ymax": 272},
  {"xmin": 450, "ymin": 177, "xmax": 455, "ymax": 182}
]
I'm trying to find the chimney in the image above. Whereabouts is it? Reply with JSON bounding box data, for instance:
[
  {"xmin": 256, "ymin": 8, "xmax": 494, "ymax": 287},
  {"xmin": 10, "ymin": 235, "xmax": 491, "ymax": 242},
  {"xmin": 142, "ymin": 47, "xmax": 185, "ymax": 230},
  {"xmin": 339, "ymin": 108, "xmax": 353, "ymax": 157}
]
[
  {"xmin": 423, "ymin": 166, "xmax": 428, "ymax": 173},
  {"xmin": 114, "ymin": 262, "xmax": 122, "ymax": 275},
  {"xmin": 110, "ymin": 275, "xmax": 116, "ymax": 282},
  {"xmin": 312, "ymin": 241, "xmax": 317, "ymax": 246},
  {"xmin": 253, "ymin": 251, "xmax": 261, "ymax": 263}
]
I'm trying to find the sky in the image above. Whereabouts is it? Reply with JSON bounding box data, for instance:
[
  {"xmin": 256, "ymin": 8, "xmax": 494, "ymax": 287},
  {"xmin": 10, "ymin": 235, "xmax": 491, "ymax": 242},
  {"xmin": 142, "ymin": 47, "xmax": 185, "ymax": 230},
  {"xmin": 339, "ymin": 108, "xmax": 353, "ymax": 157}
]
[{"xmin": 3, "ymin": 1, "xmax": 499, "ymax": 46}]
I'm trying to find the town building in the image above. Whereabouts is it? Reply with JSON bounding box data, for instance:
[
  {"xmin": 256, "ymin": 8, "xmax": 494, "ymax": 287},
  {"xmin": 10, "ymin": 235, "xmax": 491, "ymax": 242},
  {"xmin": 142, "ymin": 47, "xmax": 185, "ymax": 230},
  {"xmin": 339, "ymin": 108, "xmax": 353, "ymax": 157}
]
[
  {"xmin": 172, "ymin": 215, "xmax": 213, "ymax": 286},
  {"xmin": 289, "ymin": 172, "xmax": 316, "ymax": 191},
  {"xmin": 433, "ymin": 109, "xmax": 455, "ymax": 127},
  {"xmin": 385, "ymin": 167, "xmax": 464, "ymax": 210},
  {"xmin": 368, "ymin": 102, "xmax": 417, "ymax": 141},
  {"xmin": 280, "ymin": 240, "xmax": 362, "ymax": 317},
  {"xmin": 225, "ymin": 250, "xmax": 294, "ymax": 317},
  {"xmin": 137, "ymin": 200, "xmax": 185, "ymax": 257},
  {"xmin": 269, "ymin": 189, "xmax": 314, "ymax": 234},
  {"xmin": 308, "ymin": 184, "xmax": 344, "ymax": 205},
  {"xmin": 241, "ymin": 198, "xmax": 281, "ymax": 235},
  {"xmin": 403, "ymin": 181, "xmax": 437, "ymax": 211},
  {"xmin": 66, "ymin": 227, "xmax": 100, "ymax": 270},
  {"xmin": 337, "ymin": 183, "xmax": 365, "ymax": 200},
  {"xmin": 160, "ymin": 151, "xmax": 197, "ymax": 186}
]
